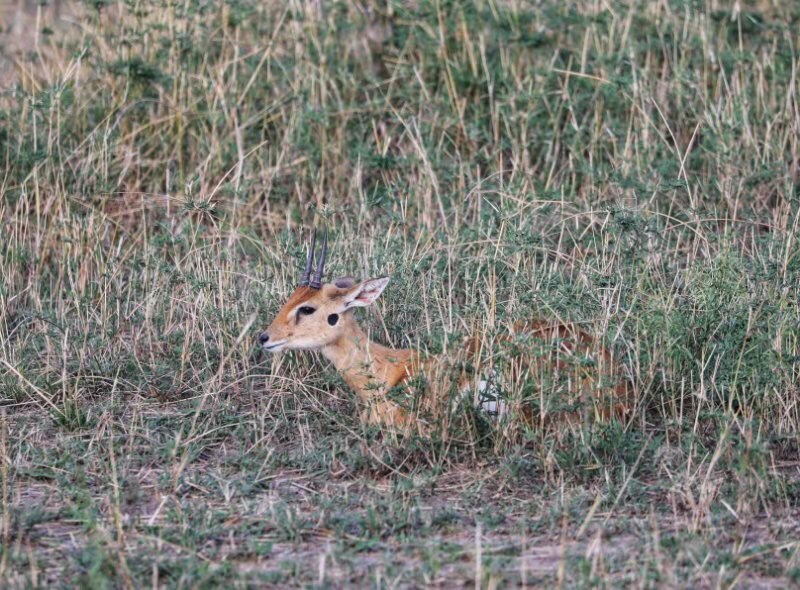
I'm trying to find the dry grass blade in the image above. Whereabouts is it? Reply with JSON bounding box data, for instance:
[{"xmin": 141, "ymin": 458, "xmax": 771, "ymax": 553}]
[{"xmin": 1, "ymin": 0, "xmax": 799, "ymax": 587}]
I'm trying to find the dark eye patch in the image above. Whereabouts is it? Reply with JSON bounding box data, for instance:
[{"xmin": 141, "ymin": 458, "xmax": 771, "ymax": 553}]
[
  {"xmin": 296, "ymin": 306, "xmax": 316, "ymax": 323},
  {"xmin": 327, "ymin": 313, "xmax": 339, "ymax": 326}
]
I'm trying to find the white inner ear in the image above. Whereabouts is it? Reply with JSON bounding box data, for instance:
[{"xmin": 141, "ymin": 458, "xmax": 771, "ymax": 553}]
[
  {"xmin": 344, "ymin": 277, "xmax": 389, "ymax": 308},
  {"xmin": 344, "ymin": 289, "xmax": 374, "ymax": 308},
  {"xmin": 354, "ymin": 289, "xmax": 376, "ymax": 304}
]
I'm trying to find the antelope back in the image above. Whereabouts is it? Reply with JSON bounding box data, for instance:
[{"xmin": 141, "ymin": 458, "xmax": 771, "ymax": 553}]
[{"xmin": 457, "ymin": 321, "xmax": 632, "ymax": 424}]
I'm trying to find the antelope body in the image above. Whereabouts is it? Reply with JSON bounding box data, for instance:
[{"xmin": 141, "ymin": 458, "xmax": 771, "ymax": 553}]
[{"xmin": 260, "ymin": 230, "xmax": 631, "ymax": 432}]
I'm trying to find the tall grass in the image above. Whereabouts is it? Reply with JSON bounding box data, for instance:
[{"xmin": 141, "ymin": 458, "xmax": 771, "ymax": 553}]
[{"xmin": 1, "ymin": 0, "xmax": 799, "ymax": 586}]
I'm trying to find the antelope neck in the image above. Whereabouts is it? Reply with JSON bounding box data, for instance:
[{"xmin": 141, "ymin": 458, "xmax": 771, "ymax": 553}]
[
  {"xmin": 322, "ymin": 320, "xmax": 375, "ymax": 370},
  {"xmin": 320, "ymin": 318, "xmax": 393, "ymax": 391}
]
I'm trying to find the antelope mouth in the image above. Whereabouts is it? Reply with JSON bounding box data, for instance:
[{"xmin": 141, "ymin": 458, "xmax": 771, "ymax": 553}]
[{"xmin": 262, "ymin": 340, "xmax": 287, "ymax": 352}]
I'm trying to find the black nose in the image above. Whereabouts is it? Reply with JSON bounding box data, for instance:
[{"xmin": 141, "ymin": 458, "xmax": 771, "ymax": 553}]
[{"xmin": 258, "ymin": 332, "xmax": 269, "ymax": 345}]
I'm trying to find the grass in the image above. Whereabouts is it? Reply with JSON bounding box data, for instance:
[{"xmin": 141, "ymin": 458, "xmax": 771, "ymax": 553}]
[{"xmin": 1, "ymin": 0, "xmax": 800, "ymax": 586}]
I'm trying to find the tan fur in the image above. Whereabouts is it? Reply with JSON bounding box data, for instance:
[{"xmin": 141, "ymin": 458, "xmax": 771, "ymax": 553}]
[
  {"xmin": 263, "ymin": 282, "xmax": 632, "ymax": 433},
  {"xmin": 460, "ymin": 320, "xmax": 632, "ymax": 427}
]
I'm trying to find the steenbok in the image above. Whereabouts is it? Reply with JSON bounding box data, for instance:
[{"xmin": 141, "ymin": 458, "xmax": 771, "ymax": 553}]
[{"xmin": 260, "ymin": 229, "xmax": 632, "ymax": 433}]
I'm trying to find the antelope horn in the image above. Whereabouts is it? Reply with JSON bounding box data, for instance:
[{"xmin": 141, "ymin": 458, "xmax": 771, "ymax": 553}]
[
  {"xmin": 298, "ymin": 228, "xmax": 316, "ymax": 287},
  {"xmin": 309, "ymin": 227, "xmax": 328, "ymax": 290}
]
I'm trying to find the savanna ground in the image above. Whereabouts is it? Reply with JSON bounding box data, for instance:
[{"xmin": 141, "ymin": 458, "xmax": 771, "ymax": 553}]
[{"xmin": 2, "ymin": 0, "xmax": 800, "ymax": 587}]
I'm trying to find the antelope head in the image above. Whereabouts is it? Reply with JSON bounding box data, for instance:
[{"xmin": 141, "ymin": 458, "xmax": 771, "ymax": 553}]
[{"xmin": 259, "ymin": 229, "xmax": 390, "ymax": 353}]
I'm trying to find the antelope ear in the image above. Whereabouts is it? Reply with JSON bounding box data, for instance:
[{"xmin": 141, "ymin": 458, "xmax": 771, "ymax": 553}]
[{"xmin": 343, "ymin": 276, "xmax": 390, "ymax": 309}]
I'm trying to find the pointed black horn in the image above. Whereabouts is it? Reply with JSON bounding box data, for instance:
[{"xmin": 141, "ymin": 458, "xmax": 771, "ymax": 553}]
[
  {"xmin": 298, "ymin": 228, "xmax": 316, "ymax": 287},
  {"xmin": 309, "ymin": 227, "xmax": 327, "ymax": 289}
]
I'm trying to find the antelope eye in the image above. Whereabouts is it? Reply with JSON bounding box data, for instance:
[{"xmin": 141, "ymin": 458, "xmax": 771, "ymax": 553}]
[{"xmin": 298, "ymin": 306, "xmax": 316, "ymax": 316}]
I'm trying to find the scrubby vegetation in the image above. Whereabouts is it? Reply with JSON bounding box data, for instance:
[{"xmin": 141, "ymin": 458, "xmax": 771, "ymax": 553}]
[{"xmin": 1, "ymin": 0, "xmax": 799, "ymax": 586}]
